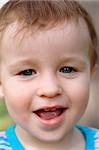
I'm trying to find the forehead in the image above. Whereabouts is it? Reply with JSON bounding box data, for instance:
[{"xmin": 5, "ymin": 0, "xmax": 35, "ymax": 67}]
[{"xmin": 1, "ymin": 18, "xmax": 90, "ymax": 58}]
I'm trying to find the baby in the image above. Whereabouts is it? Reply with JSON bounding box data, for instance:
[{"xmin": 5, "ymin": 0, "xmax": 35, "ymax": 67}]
[{"xmin": 0, "ymin": 0, "xmax": 99, "ymax": 150}]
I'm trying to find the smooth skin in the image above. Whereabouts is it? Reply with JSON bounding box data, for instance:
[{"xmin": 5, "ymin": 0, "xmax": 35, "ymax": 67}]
[{"xmin": 0, "ymin": 18, "xmax": 94, "ymax": 150}]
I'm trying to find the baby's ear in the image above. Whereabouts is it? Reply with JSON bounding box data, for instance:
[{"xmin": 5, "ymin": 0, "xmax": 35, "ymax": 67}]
[{"xmin": 91, "ymin": 64, "xmax": 98, "ymax": 77}]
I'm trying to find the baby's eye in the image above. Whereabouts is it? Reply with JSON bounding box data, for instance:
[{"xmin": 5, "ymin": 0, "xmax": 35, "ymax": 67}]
[
  {"xmin": 17, "ymin": 69, "xmax": 36, "ymax": 76},
  {"xmin": 59, "ymin": 66, "xmax": 77, "ymax": 73}
]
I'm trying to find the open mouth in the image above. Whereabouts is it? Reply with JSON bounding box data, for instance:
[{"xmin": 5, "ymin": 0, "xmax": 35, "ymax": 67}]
[{"xmin": 33, "ymin": 107, "xmax": 67, "ymax": 120}]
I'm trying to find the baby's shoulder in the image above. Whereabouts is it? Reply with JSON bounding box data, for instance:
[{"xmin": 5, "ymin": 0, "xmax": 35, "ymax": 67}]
[
  {"xmin": 76, "ymin": 125, "xmax": 99, "ymax": 149},
  {"xmin": 94, "ymin": 128, "xmax": 99, "ymax": 149},
  {"xmin": 0, "ymin": 130, "xmax": 12, "ymax": 150}
]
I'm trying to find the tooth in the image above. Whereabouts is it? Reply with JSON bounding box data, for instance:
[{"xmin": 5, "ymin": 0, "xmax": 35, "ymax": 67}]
[
  {"xmin": 44, "ymin": 108, "xmax": 57, "ymax": 111},
  {"xmin": 51, "ymin": 108, "xmax": 57, "ymax": 111},
  {"xmin": 44, "ymin": 108, "xmax": 50, "ymax": 111}
]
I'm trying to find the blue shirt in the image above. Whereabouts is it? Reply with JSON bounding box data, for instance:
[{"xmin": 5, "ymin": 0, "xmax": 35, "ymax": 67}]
[{"xmin": 0, "ymin": 125, "xmax": 99, "ymax": 150}]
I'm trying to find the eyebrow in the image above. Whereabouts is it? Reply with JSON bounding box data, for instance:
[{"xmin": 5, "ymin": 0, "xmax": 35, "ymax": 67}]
[
  {"xmin": 8, "ymin": 56, "xmax": 88, "ymax": 72},
  {"xmin": 8, "ymin": 59, "xmax": 38, "ymax": 70},
  {"xmin": 60, "ymin": 56, "xmax": 87, "ymax": 64}
]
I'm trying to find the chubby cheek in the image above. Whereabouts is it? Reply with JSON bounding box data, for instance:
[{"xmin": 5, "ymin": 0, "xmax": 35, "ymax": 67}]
[
  {"xmin": 63, "ymin": 77, "xmax": 90, "ymax": 115},
  {"xmin": 2, "ymin": 81, "xmax": 33, "ymax": 120}
]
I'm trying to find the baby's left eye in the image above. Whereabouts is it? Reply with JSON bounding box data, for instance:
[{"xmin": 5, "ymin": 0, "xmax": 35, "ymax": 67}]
[{"xmin": 59, "ymin": 66, "xmax": 77, "ymax": 73}]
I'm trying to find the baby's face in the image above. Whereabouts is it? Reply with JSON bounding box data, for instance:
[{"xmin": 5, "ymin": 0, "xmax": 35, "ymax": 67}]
[{"xmin": 0, "ymin": 19, "xmax": 92, "ymax": 142}]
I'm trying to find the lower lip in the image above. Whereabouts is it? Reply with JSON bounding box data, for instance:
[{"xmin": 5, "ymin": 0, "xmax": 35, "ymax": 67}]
[{"xmin": 34, "ymin": 110, "xmax": 67, "ymax": 128}]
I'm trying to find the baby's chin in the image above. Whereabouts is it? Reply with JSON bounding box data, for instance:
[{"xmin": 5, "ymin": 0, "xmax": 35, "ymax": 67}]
[{"xmin": 29, "ymin": 126, "xmax": 74, "ymax": 144}]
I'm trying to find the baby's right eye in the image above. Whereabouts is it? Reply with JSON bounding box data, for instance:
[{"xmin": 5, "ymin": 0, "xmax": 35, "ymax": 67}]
[{"xmin": 17, "ymin": 69, "xmax": 36, "ymax": 76}]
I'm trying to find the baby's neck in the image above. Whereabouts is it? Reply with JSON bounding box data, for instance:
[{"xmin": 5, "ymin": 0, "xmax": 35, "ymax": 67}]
[{"xmin": 15, "ymin": 126, "xmax": 85, "ymax": 150}]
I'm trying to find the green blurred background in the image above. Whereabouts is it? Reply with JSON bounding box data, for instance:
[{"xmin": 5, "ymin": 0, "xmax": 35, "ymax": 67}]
[{"xmin": 0, "ymin": 99, "xmax": 13, "ymax": 131}]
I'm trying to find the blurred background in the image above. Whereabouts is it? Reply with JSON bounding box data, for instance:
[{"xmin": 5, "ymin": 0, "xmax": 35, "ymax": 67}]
[
  {"xmin": 79, "ymin": 0, "xmax": 99, "ymax": 128},
  {"xmin": 0, "ymin": 0, "xmax": 99, "ymax": 131}
]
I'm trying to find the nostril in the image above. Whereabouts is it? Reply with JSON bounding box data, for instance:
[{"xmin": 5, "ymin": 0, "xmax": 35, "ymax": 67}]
[{"xmin": 40, "ymin": 94, "xmax": 48, "ymax": 98}]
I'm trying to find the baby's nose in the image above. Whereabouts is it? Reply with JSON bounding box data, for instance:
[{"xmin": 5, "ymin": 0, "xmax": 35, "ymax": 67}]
[{"xmin": 36, "ymin": 76, "xmax": 62, "ymax": 98}]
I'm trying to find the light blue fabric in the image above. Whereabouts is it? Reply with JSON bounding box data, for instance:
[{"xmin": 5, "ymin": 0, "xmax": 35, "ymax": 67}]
[
  {"xmin": 6, "ymin": 125, "xmax": 24, "ymax": 150},
  {"xmin": 76, "ymin": 124, "xmax": 98, "ymax": 150},
  {"xmin": 0, "ymin": 124, "xmax": 99, "ymax": 150}
]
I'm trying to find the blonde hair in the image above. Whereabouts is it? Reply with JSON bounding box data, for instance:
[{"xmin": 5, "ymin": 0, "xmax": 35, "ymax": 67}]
[{"xmin": 0, "ymin": 0, "xmax": 98, "ymax": 68}]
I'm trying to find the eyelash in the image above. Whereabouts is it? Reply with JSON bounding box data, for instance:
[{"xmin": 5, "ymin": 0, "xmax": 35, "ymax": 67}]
[
  {"xmin": 17, "ymin": 69, "xmax": 36, "ymax": 76},
  {"xmin": 59, "ymin": 66, "xmax": 77, "ymax": 73},
  {"xmin": 16, "ymin": 66, "xmax": 77, "ymax": 78}
]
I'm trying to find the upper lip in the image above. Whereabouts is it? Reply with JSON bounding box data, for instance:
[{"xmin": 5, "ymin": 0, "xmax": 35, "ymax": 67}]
[{"xmin": 33, "ymin": 105, "xmax": 67, "ymax": 112}]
